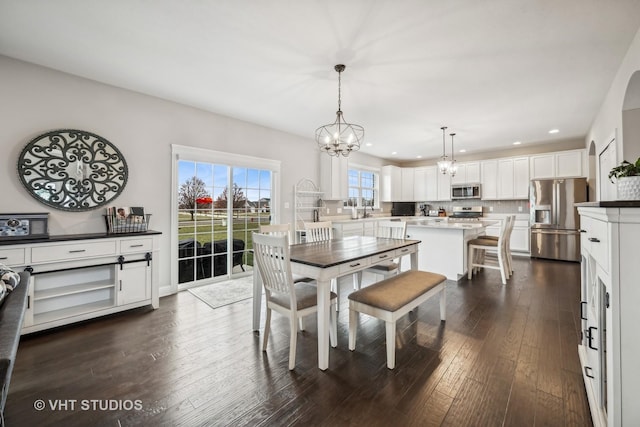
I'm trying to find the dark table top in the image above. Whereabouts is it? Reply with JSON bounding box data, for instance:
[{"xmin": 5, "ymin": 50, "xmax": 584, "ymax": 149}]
[{"xmin": 289, "ymin": 236, "xmax": 420, "ymax": 269}]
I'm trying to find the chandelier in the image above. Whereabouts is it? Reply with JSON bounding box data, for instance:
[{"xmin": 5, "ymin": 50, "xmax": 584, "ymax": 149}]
[
  {"xmin": 437, "ymin": 126, "xmax": 451, "ymax": 174},
  {"xmin": 449, "ymin": 132, "xmax": 458, "ymax": 177},
  {"xmin": 315, "ymin": 64, "xmax": 364, "ymax": 157}
]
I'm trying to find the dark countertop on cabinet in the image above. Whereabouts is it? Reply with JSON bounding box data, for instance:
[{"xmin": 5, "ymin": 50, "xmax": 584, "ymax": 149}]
[
  {"xmin": 0, "ymin": 230, "xmax": 162, "ymax": 246},
  {"xmin": 575, "ymin": 201, "xmax": 640, "ymax": 208}
]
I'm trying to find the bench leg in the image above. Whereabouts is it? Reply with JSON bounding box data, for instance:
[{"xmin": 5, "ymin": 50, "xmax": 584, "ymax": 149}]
[
  {"xmin": 330, "ymin": 302, "xmax": 337, "ymax": 348},
  {"xmin": 349, "ymin": 308, "xmax": 357, "ymax": 351},
  {"xmin": 439, "ymin": 286, "xmax": 446, "ymax": 321},
  {"xmin": 385, "ymin": 321, "xmax": 396, "ymax": 369}
]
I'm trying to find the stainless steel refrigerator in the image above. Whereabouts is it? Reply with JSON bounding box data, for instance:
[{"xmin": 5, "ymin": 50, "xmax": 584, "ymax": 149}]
[{"xmin": 530, "ymin": 177, "xmax": 587, "ymax": 262}]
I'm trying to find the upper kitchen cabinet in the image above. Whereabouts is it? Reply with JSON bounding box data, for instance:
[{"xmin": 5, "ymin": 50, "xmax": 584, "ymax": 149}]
[
  {"xmin": 381, "ymin": 165, "xmax": 416, "ymax": 201},
  {"xmin": 437, "ymin": 170, "xmax": 452, "ymax": 201},
  {"xmin": 418, "ymin": 166, "xmax": 439, "ymax": 201},
  {"xmin": 530, "ymin": 149, "xmax": 586, "ymax": 179},
  {"xmin": 481, "ymin": 160, "xmax": 498, "ymax": 199},
  {"xmin": 483, "ymin": 157, "xmax": 529, "ymax": 200},
  {"xmin": 320, "ymin": 155, "xmax": 348, "ymax": 200},
  {"xmin": 380, "ymin": 165, "xmax": 401, "ymax": 202},
  {"xmin": 451, "ymin": 162, "xmax": 480, "ymax": 185}
]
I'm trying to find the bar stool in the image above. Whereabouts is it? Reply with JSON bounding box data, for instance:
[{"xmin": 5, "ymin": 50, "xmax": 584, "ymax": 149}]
[{"xmin": 467, "ymin": 215, "xmax": 513, "ymax": 284}]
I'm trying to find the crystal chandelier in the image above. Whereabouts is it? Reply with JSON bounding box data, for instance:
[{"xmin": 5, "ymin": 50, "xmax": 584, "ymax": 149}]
[
  {"xmin": 315, "ymin": 64, "xmax": 364, "ymax": 157},
  {"xmin": 437, "ymin": 126, "xmax": 451, "ymax": 174},
  {"xmin": 449, "ymin": 132, "xmax": 458, "ymax": 177}
]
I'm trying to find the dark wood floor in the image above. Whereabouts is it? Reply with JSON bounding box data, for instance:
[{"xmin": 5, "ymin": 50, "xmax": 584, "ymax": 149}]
[{"xmin": 5, "ymin": 257, "xmax": 592, "ymax": 426}]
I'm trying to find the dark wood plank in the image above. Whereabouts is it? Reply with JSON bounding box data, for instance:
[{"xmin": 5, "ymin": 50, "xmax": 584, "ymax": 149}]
[{"xmin": 4, "ymin": 257, "xmax": 592, "ymax": 426}]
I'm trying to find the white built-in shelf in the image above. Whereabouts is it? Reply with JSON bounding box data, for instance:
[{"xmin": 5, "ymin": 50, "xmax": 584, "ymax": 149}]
[
  {"xmin": 34, "ymin": 281, "xmax": 116, "ymax": 301},
  {"xmin": 34, "ymin": 300, "xmax": 115, "ymax": 324}
]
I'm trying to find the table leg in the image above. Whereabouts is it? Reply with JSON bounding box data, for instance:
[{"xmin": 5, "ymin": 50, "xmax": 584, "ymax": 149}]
[
  {"xmin": 252, "ymin": 266, "xmax": 262, "ymax": 331},
  {"xmin": 316, "ymin": 278, "xmax": 331, "ymax": 370},
  {"xmin": 410, "ymin": 249, "xmax": 419, "ymax": 271}
]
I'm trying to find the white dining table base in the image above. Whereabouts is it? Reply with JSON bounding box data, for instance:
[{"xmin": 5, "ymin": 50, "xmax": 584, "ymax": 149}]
[{"xmin": 252, "ymin": 240, "xmax": 419, "ymax": 370}]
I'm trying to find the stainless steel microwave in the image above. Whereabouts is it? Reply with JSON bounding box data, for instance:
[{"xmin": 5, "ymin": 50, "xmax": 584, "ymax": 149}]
[{"xmin": 451, "ymin": 184, "xmax": 481, "ymax": 199}]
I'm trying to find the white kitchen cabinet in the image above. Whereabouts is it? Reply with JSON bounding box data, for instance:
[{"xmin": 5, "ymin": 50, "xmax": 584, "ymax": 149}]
[
  {"xmin": 451, "ymin": 162, "xmax": 480, "ymax": 184},
  {"xmin": 530, "ymin": 153, "xmax": 555, "ymax": 179},
  {"xmin": 320, "ymin": 155, "xmax": 348, "ymax": 200},
  {"xmin": 556, "ymin": 149, "xmax": 585, "ymax": 177},
  {"xmin": 513, "ymin": 157, "xmax": 530, "ymax": 199},
  {"xmin": 414, "ymin": 167, "xmax": 428, "ymax": 201},
  {"xmin": 437, "ymin": 170, "xmax": 452, "ymax": 201},
  {"xmin": 496, "ymin": 157, "xmax": 529, "ymax": 200},
  {"xmin": 577, "ymin": 206, "xmax": 640, "ymax": 427},
  {"xmin": 481, "ymin": 160, "xmax": 498, "ymax": 200},
  {"xmin": 2, "ymin": 232, "xmax": 160, "ymax": 334},
  {"xmin": 381, "ymin": 165, "xmax": 401, "ymax": 202},
  {"xmin": 425, "ymin": 166, "xmax": 439, "ymax": 201},
  {"xmin": 401, "ymin": 168, "xmax": 415, "ymax": 201},
  {"xmin": 530, "ymin": 149, "xmax": 585, "ymax": 179}
]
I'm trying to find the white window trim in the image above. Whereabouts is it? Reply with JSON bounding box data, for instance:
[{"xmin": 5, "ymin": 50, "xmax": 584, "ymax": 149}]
[
  {"xmin": 170, "ymin": 144, "xmax": 281, "ymax": 293},
  {"xmin": 346, "ymin": 163, "xmax": 380, "ymax": 209}
]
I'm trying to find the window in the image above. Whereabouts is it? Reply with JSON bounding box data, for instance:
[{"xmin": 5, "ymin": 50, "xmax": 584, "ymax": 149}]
[{"xmin": 345, "ymin": 168, "xmax": 378, "ymax": 208}]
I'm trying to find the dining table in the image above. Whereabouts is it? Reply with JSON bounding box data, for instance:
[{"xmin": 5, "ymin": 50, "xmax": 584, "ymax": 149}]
[{"xmin": 252, "ymin": 235, "xmax": 421, "ymax": 370}]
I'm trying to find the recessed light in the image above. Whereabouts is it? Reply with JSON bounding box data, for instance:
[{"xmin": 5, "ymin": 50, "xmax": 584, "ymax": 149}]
[
  {"xmin": 391, "ymin": 151, "xmax": 397, "ymax": 155},
  {"xmin": 549, "ymin": 129, "xmax": 559, "ymax": 134},
  {"xmin": 459, "ymin": 149, "xmax": 467, "ymax": 153},
  {"xmin": 513, "ymin": 141, "xmax": 521, "ymax": 145},
  {"xmin": 365, "ymin": 143, "xmax": 373, "ymax": 147},
  {"xmin": 416, "ymin": 155, "xmax": 422, "ymax": 159}
]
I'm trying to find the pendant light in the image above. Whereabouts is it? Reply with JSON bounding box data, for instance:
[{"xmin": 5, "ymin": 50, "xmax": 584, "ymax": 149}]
[
  {"xmin": 449, "ymin": 132, "xmax": 458, "ymax": 177},
  {"xmin": 315, "ymin": 64, "xmax": 364, "ymax": 157},
  {"xmin": 437, "ymin": 126, "xmax": 451, "ymax": 174}
]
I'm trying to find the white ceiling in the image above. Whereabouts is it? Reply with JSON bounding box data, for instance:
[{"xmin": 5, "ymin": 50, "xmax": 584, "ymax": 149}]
[{"xmin": 1, "ymin": 0, "xmax": 640, "ymax": 161}]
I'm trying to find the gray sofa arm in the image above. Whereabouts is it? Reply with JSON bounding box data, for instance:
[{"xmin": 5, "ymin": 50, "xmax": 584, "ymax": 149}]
[{"xmin": 0, "ymin": 270, "xmax": 30, "ymax": 423}]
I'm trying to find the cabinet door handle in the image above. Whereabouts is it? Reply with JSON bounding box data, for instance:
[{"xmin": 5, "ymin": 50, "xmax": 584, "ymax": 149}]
[
  {"xmin": 0, "ymin": 256, "xmax": 7, "ymax": 260},
  {"xmin": 119, "ymin": 279, "xmax": 122, "ymax": 291},
  {"xmin": 69, "ymin": 249, "xmax": 86, "ymax": 253},
  {"xmin": 588, "ymin": 237, "xmax": 600, "ymax": 243},
  {"xmin": 580, "ymin": 301, "xmax": 587, "ymax": 320},
  {"xmin": 584, "ymin": 366, "xmax": 594, "ymax": 379},
  {"xmin": 378, "ymin": 254, "xmax": 388, "ymax": 259},
  {"xmin": 129, "ymin": 244, "xmax": 144, "ymax": 248},
  {"xmin": 349, "ymin": 263, "xmax": 361, "ymax": 268},
  {"xmin": 579, "ymin": 229, "xmax": 587, "ymax": 233},
  {"xmin": 587, "ymin": 326, "xmax": 598, "ymax": 350}
]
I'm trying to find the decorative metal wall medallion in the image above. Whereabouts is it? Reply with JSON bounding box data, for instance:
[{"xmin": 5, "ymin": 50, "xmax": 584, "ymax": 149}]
[{"xmin": 18, "ymin": 129, "xmax": 128, "ymax": 211}]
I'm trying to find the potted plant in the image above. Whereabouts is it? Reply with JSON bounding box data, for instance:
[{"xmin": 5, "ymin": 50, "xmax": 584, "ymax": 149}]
[{"xmin": 609, "ymin": 157, "xmax": 640, "ymax": 200}]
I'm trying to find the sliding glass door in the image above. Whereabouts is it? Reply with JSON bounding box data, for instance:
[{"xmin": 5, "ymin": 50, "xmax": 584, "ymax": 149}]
[{"xmin": 174, "ymin": 147, "xmax": 278, "ymax": 290}]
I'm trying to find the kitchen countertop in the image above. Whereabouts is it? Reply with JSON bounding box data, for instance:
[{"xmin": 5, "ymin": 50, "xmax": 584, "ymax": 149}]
[
  {"xmin": 405, "ymin": 218, "xmax": 499, "ymax": 229},
  {"xmin": 575, "ymin": 201, "xmax": 640, "ymax": 208}
]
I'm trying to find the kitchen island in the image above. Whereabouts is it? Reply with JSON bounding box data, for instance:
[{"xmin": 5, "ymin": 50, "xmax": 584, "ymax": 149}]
[{"xmin": 405, "ymin": 218, "xmax": 497, "ymax": 280}]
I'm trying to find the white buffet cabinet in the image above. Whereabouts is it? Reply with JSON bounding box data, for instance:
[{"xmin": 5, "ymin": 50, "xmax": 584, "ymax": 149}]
[
  {"xmin": 577, "ymin": 205, "xmax": 640, "ymax": 427},
  {"xmin": 0, "ymin": 231, "xmax": 160, "ymax": 334}
]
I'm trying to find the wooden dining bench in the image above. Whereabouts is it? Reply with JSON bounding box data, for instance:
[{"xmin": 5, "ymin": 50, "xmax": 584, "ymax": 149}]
[{"xmin": 348, "ymin": 270, "xmax": 447, "ymax": 369}]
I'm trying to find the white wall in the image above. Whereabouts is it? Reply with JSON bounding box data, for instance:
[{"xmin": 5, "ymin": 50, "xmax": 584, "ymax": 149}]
[
  {"xmin": 586, "ymin": 26, "xmax": 640, "ymax": 199},
  {"xmin": 0, "ymin": 55, "xmax": 322, "ymax": 292}
]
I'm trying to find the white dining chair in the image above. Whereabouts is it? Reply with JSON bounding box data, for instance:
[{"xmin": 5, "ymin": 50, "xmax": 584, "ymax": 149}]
[
  {"xmin": 259, "ymin": 223, "xmax": 313, "ymax": 282},
  {"xmin": 356, "ymin": 220, "xmax": 407, "ymax": 288},
  {"xmin": 304, "ymin": 221, "xmax": 333, "ymax": 242},
  {"xmin": 467, "ymin": 215, "xmax": 513, "ymax": 284},
  {"xmin": 252, "ymin": 232, "xmax": 337, "ymax": 370}
]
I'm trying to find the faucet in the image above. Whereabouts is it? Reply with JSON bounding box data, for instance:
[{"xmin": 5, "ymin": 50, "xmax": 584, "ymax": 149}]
[{"xmin": 362, "ymin": 205, "xmax": 372, "ymax": 218}]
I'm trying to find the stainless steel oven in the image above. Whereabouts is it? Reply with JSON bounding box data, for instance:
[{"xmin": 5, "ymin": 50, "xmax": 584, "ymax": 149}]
[{"xmin": 451, "ymin": 184, "xmax": 481, "ymax": 200}]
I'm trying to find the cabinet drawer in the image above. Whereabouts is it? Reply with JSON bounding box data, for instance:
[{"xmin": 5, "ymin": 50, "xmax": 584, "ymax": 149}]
[
  {"xmin": 0, "ymin": 247, "xmax": 26, "ymax": 266},
  {"xmin": 120, "ymin": 238, "xmax": 153, "ymax": 254},
  {"xmin": 339, "ymin": 257, "xmax": 370, "ymax": 275},
  {"xmin": 589, "ymin": 219, "xmax": 609, "ymax": 272},
  {"xmin": 395, "ymin": 246, "xmax": 414, "ymax": 258},
  {"xmin": 31, "ymin": 241, "xmax": 117, "ymax": 263}
]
